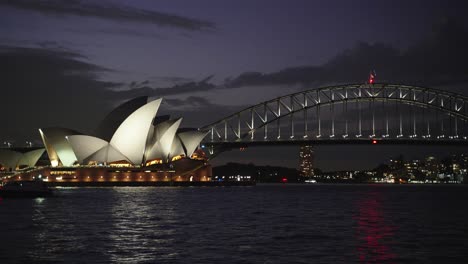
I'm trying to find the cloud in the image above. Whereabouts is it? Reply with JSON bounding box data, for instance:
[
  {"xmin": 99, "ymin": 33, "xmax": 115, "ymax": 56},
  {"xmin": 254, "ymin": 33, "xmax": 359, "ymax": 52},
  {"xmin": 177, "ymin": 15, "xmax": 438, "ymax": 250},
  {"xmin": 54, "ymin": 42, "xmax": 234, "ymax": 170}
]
[
  {"xmin": 0, "ymin": 45, "xmax": 120, "ymax": 140},
  {"xmin": 157, "ymin": 96, "xmax": 248, "ymax": 128},
  {"xmin": 155, "ymin": 76, "xmax": 194, "ymax": 84},
  {"xmin": 226, "ymin": 18, "xmax": 468, "ymax": 91},
  {"xmin": 67, "ymin": 27, "xmax": 167, "ymax": 39},
  {"xmin": 1, "ymin": 0, "xmax": 215, "ymax": 31},
  {"xmin": 164, "ymin": 96, "xmax": 213, "ymax": 108},
  {"xmin": 111, "ymin": 75, "xmax": 217, "ymax": 98}
]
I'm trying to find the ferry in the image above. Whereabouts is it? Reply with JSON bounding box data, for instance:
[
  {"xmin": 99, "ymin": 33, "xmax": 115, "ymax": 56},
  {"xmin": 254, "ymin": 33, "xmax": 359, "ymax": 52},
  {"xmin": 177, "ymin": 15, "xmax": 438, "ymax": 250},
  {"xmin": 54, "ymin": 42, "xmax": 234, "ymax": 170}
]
[{"xmin": 0, "ymin": 181, "xmax": 52, "ymax": 198}]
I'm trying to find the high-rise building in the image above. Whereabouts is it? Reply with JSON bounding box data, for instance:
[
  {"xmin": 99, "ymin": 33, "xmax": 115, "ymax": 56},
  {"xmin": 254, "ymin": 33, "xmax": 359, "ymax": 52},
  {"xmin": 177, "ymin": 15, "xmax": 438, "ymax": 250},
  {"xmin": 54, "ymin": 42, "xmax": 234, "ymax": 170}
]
[
  {"xmin": 299, "ymin": 145, "xmax": 314, "ymax": 177},
  {"xmin": 422, "ymin": 156, "xmax": 439, "ymax": 180}
]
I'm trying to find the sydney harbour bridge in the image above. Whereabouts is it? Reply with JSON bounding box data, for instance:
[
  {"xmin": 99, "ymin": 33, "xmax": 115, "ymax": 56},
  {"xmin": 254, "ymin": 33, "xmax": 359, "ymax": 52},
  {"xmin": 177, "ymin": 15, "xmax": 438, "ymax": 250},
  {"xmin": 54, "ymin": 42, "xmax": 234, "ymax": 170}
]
[{"xmin": 200, "ymin": 83, "xmax": 468, "ymax": 156}]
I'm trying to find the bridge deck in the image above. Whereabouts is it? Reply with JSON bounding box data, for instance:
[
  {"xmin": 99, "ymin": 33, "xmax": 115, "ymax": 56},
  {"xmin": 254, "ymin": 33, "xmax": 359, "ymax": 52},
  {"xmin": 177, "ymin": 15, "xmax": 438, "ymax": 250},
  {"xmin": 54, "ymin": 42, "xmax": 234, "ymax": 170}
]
[{"xmin": 203, "ymin": 138, "xmax": 468, "ymax": 147}]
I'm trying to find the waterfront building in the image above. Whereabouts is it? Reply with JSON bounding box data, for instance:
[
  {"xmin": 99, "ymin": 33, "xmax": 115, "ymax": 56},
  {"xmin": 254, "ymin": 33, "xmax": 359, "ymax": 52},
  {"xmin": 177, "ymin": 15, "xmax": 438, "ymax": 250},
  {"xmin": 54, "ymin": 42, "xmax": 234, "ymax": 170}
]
[{"xmin": 1, "ymin": 97, "xmax": 212, "ymax": 185}]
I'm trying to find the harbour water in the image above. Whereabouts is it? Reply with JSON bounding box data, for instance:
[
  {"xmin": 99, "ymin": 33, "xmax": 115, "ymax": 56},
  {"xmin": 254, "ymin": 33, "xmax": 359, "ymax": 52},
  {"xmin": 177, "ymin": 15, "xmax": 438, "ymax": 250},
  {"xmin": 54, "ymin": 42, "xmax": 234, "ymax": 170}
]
[{"xmin": 1, "ymin": 184, "xmax": 467, "ymax": 263}]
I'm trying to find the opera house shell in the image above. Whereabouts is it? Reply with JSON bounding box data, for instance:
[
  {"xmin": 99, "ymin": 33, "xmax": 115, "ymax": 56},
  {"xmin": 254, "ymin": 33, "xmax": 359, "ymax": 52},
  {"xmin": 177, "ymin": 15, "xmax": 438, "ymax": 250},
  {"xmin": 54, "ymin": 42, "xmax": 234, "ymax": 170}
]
[
  {"xmin": 0, "ymin": 148, "xmax": 45, "ymax": 171},
  {"xmin": 39, "ymin": 97, "xmax": 209, "ymax": 168}
]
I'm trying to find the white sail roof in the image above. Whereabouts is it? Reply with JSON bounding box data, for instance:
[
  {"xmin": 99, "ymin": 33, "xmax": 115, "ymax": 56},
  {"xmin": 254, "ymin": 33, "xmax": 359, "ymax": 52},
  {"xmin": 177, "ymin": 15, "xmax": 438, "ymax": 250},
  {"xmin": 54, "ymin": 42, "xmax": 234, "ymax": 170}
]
[
  {"xmin": 145, "ymin": 118, "xmax": 182, "ymax": 162},
  {"xmin": 39, "ymin": 127, "xmax": 80, "ymax": 166},
  {"xmin": 94, "ymin": 96, "xmax": 148, "ymax": 141},
  {"xmin": 0, "ymin": 149, "xmax": 22, "ymax": 170},
  {"xmin": 0, "ymin": 148, "xmax": 45, "ymax": 170},
  {"xmin": 67, "ymin": 135, "xmax": 109, "ymax": 164},
  {"xmin": 178, "ymin": 130, "xmax": 209, "ymax": 158},
  {"xmin": 170, "ymin": 136, "xmax": 185, "ymax": 158},
  {"xmin": 110, "ymin": 99, "xmax": 162, "ymax": 164},
  {"xmin": 67, "ymin": 135, "xmax": 130, "ymax": 164},
  {"xmin": 17, "ymin": 149, "xmax": 45, "ymax": 168},
  {"xmin": 84, "ymin": 144, "xmax": 130, "ymax": 164}
]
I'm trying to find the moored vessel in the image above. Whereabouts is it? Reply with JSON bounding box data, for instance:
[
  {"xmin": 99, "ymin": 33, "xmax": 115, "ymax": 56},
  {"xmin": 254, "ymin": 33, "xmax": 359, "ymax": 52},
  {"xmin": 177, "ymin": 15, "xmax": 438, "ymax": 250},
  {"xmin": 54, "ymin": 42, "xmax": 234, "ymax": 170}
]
[{"xmin": 0, "ymin": 180, "xmax": 52, "ymax": 198}]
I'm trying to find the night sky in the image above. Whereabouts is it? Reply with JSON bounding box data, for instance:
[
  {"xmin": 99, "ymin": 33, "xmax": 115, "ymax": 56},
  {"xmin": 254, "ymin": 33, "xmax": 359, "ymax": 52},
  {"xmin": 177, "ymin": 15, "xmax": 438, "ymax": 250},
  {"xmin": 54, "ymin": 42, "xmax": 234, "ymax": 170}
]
[{"xmin": 1, "ymin": 0, "xmax": 468, "ymax": 170}]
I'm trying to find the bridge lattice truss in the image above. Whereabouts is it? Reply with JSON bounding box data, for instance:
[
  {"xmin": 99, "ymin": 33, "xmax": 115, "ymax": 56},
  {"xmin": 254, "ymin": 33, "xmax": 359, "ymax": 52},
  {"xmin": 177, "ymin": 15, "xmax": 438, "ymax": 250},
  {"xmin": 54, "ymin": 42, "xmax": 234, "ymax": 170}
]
[{"xmin": 200, "ymin": 84, "xmax": 468, "ymax": 153}]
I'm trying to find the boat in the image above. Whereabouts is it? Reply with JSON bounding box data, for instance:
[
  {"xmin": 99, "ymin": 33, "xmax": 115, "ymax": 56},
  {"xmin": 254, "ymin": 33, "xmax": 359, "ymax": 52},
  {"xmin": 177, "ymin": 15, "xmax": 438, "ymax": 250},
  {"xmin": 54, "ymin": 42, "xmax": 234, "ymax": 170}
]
[
  {"xmin": 0, "ymin": 181, "xmax": 52, "ymax": 198},
  {"xmin": 304, "ymin": 179, "xmax": 317, "ymax": 184}
]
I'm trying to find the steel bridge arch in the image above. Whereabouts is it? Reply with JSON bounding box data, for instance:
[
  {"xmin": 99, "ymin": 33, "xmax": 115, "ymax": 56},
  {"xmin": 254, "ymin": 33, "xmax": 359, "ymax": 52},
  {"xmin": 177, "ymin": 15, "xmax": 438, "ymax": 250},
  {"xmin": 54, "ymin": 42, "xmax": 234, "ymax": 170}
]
[{"xmin": 201, "ymin": 83, "xmax": 468, "ymax": 144}]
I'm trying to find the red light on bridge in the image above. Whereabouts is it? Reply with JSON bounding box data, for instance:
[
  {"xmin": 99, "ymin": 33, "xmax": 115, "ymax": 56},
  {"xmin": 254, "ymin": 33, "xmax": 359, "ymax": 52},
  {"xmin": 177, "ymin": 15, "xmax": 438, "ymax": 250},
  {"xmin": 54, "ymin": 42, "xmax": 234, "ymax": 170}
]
[
  {"xmin": 282, "ymin": 177, "xmax": 288, "ymax": 183},
  {"xmin": 372, "ymin": 140, "xmax": 378, "ymax": 144},
  {"xmin": 368, "ymin": 70, "xmax": 376, "ymax": 84}
]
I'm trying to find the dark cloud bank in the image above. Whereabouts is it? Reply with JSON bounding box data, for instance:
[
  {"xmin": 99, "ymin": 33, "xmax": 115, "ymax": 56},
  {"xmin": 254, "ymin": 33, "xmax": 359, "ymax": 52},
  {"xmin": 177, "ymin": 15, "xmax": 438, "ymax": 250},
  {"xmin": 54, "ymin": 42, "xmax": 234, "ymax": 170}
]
[
  {"xmin": 0, "ymin": 0, "xmax": 215, "ymax": 31},
  {"xmin": 0, "ymin": 45, "xmax": 117, "ymax": 142},
  {"xmin": 226, "ymin": 19, "xmax": 468, "ymax": 90}
]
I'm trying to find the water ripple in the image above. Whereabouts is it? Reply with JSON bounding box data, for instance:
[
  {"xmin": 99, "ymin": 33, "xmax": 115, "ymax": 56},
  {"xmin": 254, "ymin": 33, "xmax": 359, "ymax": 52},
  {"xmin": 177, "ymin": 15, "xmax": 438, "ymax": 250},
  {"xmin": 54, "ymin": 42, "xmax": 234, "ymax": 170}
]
[{"xmin": 0, "ymin": 185, "xmax": 467, "ymax": 263}]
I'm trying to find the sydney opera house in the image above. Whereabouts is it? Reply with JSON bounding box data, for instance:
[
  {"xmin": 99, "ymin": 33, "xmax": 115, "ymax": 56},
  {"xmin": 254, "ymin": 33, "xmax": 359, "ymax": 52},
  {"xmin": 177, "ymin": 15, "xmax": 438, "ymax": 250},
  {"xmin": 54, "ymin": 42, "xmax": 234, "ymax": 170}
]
[{"xmin": 1, "ymin": 97, "xmax": 212, "ymax": 186}]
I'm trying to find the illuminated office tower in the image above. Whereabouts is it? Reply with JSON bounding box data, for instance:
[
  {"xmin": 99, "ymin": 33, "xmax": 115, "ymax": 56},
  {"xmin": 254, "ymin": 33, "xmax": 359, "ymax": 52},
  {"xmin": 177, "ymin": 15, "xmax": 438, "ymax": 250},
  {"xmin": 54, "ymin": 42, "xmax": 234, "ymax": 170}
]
[{"xmin": 299, "ymin": 145, "xmax": 314, "ymax": 177}]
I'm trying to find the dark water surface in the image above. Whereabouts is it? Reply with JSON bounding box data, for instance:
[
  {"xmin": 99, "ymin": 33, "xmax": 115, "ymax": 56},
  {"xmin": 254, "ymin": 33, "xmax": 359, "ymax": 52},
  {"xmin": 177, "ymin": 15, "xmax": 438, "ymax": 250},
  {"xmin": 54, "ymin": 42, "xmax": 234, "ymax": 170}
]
[{"xmin": 1, "ymin": 184, "xmax": 467, "ymax": 264}]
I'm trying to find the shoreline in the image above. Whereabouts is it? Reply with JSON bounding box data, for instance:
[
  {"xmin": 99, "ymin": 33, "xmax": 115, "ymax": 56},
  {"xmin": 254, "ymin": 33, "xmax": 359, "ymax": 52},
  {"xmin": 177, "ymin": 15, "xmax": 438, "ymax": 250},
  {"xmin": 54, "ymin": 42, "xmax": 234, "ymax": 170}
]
[{"xmin": 45, "ymin": 181, "xmax": 256, "ymax": 187}]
